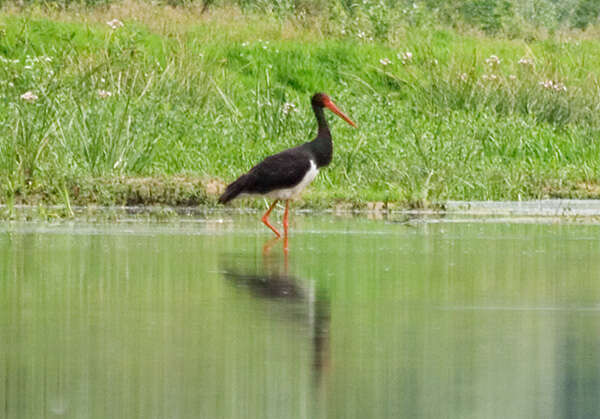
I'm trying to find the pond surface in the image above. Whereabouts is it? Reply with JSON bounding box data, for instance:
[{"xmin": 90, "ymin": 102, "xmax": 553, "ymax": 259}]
[{"xmin": 1, "ymin": 213, "xmax": 600, "ymax": 419}]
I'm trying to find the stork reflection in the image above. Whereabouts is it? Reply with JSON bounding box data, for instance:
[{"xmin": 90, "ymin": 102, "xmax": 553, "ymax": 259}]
[{"xmin": 220, "ymin": 240, "xmax": 331, "ymax": 390}]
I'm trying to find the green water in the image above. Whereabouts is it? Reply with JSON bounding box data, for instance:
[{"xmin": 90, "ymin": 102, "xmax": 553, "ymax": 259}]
[{"xmin": 1, "ymin": 214, "xmax": 600, "ymax": 419}]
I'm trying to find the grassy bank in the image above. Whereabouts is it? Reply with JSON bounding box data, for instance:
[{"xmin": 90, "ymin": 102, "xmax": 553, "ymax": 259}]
[{"xmin": 2, "ymin": 1, "xmax": 600, "ymax": 210}]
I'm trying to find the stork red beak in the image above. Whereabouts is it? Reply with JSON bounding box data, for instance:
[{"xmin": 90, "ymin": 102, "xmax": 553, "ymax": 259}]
[{"xmin": 324, "ymin": 98, "xmax": 357, "ymax": 128}]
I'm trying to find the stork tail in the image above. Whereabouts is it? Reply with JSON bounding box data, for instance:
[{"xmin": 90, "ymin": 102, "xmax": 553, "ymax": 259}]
[{"xmin": 218, "ymin": 174, "xmax": 250, "ymax": 204}]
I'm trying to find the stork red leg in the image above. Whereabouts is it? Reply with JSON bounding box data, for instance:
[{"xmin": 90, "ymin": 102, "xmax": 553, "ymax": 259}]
[
  {"xmin": 262, "ymin": 200, "xmax": 281, "ymax": 237},
  {"xmin": 283, "ymin": 200, "xmax": 290, "ymax": 237}
]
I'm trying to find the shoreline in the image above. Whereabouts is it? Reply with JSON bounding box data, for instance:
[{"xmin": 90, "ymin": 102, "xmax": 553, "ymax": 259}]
[{"xmin": 3, "ymin": 199, "xmax": 600, "ymax": 222}]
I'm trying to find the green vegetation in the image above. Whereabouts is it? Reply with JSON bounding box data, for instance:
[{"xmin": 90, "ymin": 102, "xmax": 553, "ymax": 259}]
[{"xmin": 1, "ymin": 0, "xmax": 600, "ymax": 210}]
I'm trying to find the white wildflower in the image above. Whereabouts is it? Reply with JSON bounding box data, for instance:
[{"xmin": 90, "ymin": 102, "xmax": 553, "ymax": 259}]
[
  {"xmin": 282, "ymin": 102, "xmax": 297, "ymax": 115},
  {"xmin": 107, "ymin": 19, "xmax": 124, "ymax": 29},
  {"xmin": 459, "ymin": 73, "xmax": 468, "ymax": 82},
  {"xmin": 24, "ymin": 65, "xmax": 33, "ymax": 70},
  {"xmin": 539, "ymin": 79, "xmax": 567, "ymax": 92},
  {"xmin": 357, "ymin": 30, "xmax": 366, "ymax": 40},
  {"xmin": 379, "ymin": 57, "xmax": 391, "ymax": 66},
  {"xmin": 98, "ymin": 89, "xmax": 112, "ymax": 98},
  {"xmin": 518, "ymin": 57, "xmax": 534, "ymax": 66},
  {"xmin": 397, "ymin": 51, "xmax": 413, "ymax": 64},
  {"xmin": 485, "ymin": 54, "xmax": 501, "ymax": 66},
  {"xmin": 481, "ymin": 74, "xmax": 498, "ymax": 82},
  {"xmin": 20, "ymin": 91, "xmax": 38, "ymax": 102},
  {"xmin": 509, "ymin": 74, "xmax": 517, "ymax": 81}
]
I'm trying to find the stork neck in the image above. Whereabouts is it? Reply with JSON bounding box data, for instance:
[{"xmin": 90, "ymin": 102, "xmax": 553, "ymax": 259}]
[
  {"xmin": 309, "ymin": 105, "xmax": 333, "ymax": 168},
  {"xmin": 314, "ymin": 105, "xmax": 331, "ymax": 139}
]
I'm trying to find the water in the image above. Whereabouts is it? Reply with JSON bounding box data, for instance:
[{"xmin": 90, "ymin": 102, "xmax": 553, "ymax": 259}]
[{"xmin": 1, "ymin": 213, "xmax": 600, "ymax": 419}]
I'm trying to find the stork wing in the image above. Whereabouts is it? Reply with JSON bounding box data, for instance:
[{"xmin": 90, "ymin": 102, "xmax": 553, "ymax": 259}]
[{"xmin": 245, "ymin": 148, "xmax": 312, "ymax": 194}]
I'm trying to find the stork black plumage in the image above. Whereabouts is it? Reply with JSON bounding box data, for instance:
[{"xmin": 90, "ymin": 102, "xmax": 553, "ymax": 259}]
[{"xmin": 218, "ymin": 93, "xmax": 356, "ymax": 237}]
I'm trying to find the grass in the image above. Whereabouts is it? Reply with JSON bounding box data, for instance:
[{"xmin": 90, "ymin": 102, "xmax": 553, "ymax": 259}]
[{"xmin": 1, "ymin": 1, "xmax": 600, "ymax": 211}]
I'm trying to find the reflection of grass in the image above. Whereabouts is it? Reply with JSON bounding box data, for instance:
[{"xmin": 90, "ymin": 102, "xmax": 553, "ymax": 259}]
[{"xmin": 2, "ymin": 3, "xmax": 600, "ymax": 210}]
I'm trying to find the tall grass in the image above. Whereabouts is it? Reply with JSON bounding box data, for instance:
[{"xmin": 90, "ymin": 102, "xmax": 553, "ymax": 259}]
[{"xmin": 1, "ymin": 2, "xmax": 600, "ymax": 208}]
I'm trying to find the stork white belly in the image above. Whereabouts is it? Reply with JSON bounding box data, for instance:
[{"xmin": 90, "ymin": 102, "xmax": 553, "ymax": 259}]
[{"xmin": 267, "ymin": 160, "xmax": 319, "ymax": 200}]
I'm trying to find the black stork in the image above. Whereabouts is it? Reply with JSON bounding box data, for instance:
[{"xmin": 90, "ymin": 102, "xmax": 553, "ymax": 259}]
[{"xmin": 218, "ymin": 92, "xmax": 356, "ymax": 237}]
